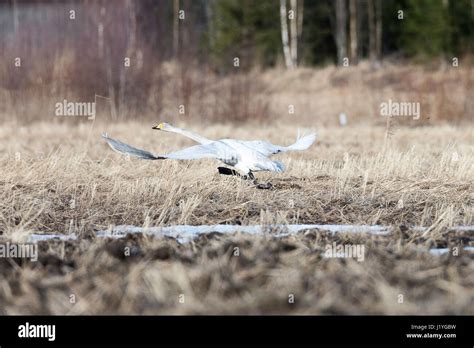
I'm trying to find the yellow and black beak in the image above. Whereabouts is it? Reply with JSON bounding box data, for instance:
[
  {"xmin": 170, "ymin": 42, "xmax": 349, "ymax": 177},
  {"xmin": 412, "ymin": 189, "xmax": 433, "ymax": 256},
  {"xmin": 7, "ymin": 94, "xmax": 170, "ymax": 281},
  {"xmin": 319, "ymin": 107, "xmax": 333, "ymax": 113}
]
[{"xmin": 152, "ymin": 123, "xmax": 164, "ymax": 130}]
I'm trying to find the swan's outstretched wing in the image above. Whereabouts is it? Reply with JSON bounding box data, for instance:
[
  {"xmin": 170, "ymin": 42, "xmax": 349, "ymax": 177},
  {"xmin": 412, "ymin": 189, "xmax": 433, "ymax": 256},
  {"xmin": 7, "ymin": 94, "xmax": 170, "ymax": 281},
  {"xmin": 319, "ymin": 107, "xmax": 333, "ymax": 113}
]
[
  {"xmin": 243, "ymin": 132, "xmax": 317, "ymax": 157},
  {"xmin": 163, "ymin": 143, "xmax": 222, "ymax": 160},
  {"xmin": 102, "ymin": 132, "xmax": 162, "ymax": 159},
  {"xmin": 102, "ymin": 133, "xmax": 228, "ymax": 161}
]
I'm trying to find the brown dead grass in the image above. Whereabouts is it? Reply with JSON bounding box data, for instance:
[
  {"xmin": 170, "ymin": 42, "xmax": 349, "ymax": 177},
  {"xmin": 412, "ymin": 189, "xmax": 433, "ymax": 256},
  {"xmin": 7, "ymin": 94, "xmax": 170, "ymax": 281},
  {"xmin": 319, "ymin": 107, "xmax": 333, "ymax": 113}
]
[
  {"xmin": 2, "ymin": 61, "xmax": 473, "ymax": 125},
  {"xmin": 1, "ymin": 121, "xmax": 472, "ymax": 233},
  {"xmin": 1, "ymin": 229, "xmax": 473, "ymax": 315},
  {"xmin": 261, "ymin": 61, "xmax": 474, "ymax": 126}
]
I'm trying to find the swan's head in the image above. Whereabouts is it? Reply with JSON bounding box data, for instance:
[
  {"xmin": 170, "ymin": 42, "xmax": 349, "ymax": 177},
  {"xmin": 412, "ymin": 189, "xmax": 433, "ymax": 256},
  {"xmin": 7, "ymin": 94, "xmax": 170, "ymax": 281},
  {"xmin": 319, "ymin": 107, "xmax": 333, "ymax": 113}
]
[{"xmin": 152, "ymin": 122, "xmax": 171, "ymax": 131}]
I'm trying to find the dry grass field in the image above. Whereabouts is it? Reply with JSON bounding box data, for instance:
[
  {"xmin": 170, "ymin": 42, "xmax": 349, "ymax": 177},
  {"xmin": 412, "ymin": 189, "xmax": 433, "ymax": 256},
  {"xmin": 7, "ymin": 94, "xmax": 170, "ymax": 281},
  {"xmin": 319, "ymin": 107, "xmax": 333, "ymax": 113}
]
[
  {"xmin": 3, "ymin": 60, "xmax": 473, "ymax": 125},
  {"xmin": 0, "ymin": 119, "xmax": 473, "ymax": 314}
]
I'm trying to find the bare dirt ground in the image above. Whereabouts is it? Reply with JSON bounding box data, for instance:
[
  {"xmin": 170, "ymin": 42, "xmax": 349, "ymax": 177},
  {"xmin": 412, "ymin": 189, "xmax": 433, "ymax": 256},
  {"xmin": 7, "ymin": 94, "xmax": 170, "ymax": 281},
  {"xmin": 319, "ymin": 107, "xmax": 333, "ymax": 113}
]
[{"xmin": 0, "ymin": 121, "xmax": 472, "ymax": 314}]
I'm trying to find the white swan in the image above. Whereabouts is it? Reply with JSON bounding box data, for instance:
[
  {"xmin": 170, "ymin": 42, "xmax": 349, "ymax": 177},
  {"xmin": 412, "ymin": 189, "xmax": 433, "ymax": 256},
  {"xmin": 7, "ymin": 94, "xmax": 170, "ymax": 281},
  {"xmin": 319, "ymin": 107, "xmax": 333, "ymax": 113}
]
[{"xmin": 102, "ymin": 122, "xmax": 316, "ymax": 179}]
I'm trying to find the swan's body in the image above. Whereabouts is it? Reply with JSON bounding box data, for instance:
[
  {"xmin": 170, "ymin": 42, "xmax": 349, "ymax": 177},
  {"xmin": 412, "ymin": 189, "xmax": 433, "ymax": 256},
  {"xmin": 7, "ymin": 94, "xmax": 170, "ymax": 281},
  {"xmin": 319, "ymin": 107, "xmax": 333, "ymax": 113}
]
[{"xmin": 102, "ymin": 123, "xmax": 316, "ymax": 178}]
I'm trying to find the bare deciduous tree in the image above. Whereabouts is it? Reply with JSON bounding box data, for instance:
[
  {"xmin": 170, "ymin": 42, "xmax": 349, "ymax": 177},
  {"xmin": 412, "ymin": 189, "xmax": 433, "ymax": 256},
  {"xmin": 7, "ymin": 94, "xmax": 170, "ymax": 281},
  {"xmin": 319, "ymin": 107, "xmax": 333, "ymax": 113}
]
[
  {"xmin": 280, "ymin": 0, "xmax": 293, "ymax": 68},
  {"xmin": 297, "ymin": 0, "xmax": 304, "ymax": 38},
  {"xmin": 375, "ymin": 0, "xmax": 382, "ymax": 60},
  {"xmin": 368, "ymin": 0, "xmax": 376, "ymax": 62},
  {"xmin": 349, "ymin": 0, "xmax": 358, "ymax": 64},
  {"xmin": 335, "ymin": 0, "xmax": 347, "ymax": 66},
  {"xmin": 290, "ymin": 0, "xmax": 298, "ymax": 67},
  {"xmin": 12, "ymin": 0, "xmax": 19, "ymax": 33},
  {"xmin": 368, "ymin": 0, "xmax": 382, "ymax": 62},
  {"xmin": 173, "ymin": 0, "xmax": 180, "ymax": 57}
]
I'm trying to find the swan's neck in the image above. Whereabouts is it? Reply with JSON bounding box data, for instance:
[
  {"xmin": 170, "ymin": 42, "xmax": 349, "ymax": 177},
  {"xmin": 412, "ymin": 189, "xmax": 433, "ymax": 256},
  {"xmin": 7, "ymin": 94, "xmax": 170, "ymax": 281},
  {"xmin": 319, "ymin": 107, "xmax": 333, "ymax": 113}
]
[{"xmin": 167, "ymin": 126, "xmax": 212, "ymax": 144}]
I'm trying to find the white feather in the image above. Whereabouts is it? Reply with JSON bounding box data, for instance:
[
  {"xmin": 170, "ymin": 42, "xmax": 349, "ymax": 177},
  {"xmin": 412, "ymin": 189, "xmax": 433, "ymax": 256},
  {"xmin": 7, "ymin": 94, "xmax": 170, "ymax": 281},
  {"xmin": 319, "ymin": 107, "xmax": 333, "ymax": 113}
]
[{"xmin": 102, "ymin": 124, "xmax": 317, "ymax": 176}]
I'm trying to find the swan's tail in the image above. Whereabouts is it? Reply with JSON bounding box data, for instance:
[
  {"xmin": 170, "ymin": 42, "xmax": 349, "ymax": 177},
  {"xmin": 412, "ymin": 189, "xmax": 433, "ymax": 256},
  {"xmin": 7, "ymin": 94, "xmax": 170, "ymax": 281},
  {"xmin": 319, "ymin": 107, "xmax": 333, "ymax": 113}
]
[{"xmin": 286, "ymin": 132, "xmax": 317, "ymax": 151}]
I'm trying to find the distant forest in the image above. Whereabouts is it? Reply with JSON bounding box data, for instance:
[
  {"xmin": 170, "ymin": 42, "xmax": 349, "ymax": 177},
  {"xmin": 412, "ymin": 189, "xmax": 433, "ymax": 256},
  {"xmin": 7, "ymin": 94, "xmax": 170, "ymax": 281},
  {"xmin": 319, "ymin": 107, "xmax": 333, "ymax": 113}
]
[
  {"xmin": 1, "ymin": 0, "xmax": 472, "ymax": 71},
  {"xmin": 1, "ymin": 0, "xmax": 472, "ymax": 121}
]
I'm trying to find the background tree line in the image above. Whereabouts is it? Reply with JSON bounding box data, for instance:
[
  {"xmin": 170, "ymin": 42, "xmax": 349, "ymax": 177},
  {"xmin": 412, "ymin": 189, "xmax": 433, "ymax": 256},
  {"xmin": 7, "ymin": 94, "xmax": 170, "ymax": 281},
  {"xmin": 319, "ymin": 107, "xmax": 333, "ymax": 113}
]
[
  {"xmin": 0, "ymin": 0, "xmax": 472, "ymax": 122},
  {"xmin": 208, "ymin": 0, "xmax": 473, "ymax": 69},
  {"xmin": 3, "ymin": 0, "xmax": 471, "ymax": 70}
]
